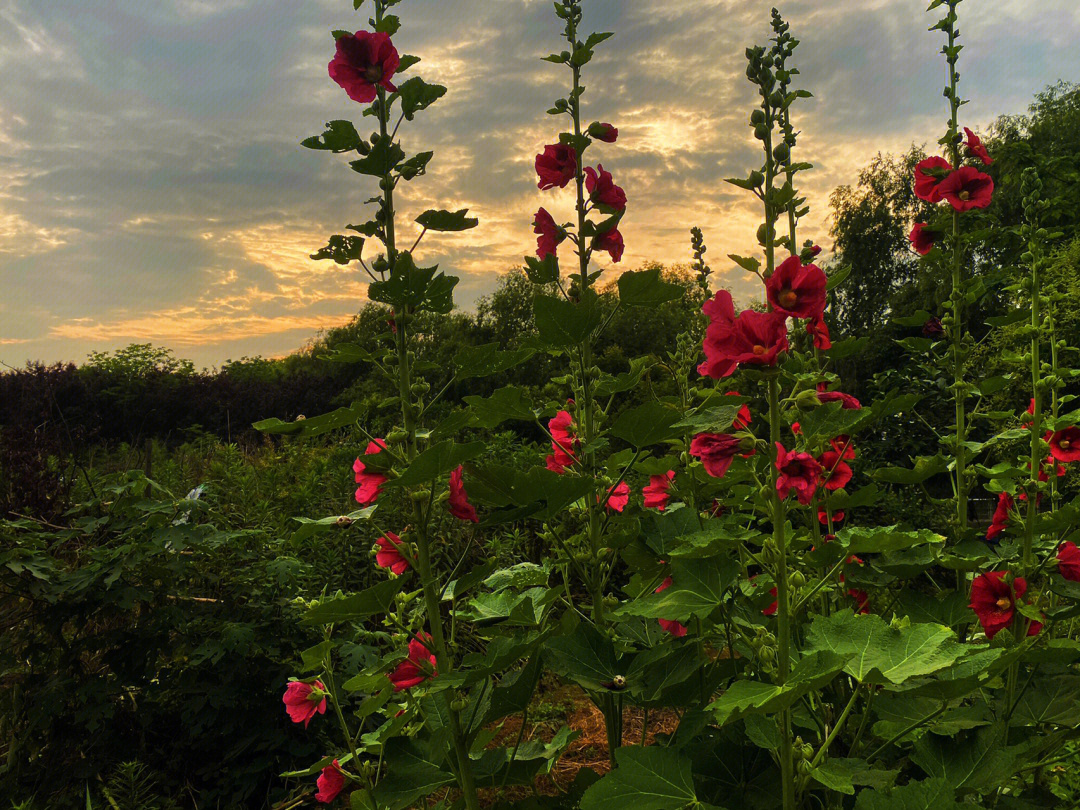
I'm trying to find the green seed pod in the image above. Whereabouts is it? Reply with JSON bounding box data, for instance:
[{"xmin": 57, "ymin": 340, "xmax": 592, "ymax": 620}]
[{"xmin": 790, "ymin": 571, "xmax": 806, "ymax": 589}]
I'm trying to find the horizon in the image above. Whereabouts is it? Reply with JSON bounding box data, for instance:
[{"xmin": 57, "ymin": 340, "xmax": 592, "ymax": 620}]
[{"xmin": 2, "ymin": 0, "xmax": 1077, "ymax": 369}]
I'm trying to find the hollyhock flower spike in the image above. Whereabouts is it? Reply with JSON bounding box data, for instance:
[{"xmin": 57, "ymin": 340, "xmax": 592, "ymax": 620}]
[
  {"xmin": 354, "ymin": 439, "xmax": 389, "ymax": 505},
  {"xmin": 1048, "ymin": 426, "xmax": 1080, "ymax": 463},
  {"xmin": 969, "ymin": 572, "xmax": 1042, "ymax": 639},
  {"xmin": 535, "ymin": 143, "xmax": 577, "ymax": 190},
  {"xmin": 375, "ymin": 532, "xmax": 410, "ymax": 575},
  {"xmin": 937, "ymin": 166, "xmax": 994, "ymax": 212},
  {"xmin": 766, "ymin": 255, "xmax": 827, "ymax": 320},
  {"xmin": 909, "ymin": 222, "xmax": 939, "ymax": 255},
  {"xmin": 283, "ymin": 680, "xmax": 327, "ymax": 728},
  {"xmin": 913, "ymin": 156, "xmax": 952, "ymax": 202},
  {"xmin": 546, "ymin": 409, "xmax": 578, "ymax": 473},
  {"xmin": 604, "ymin": 481, "xmax": 630, "ymax": 513},
  {"xmin": 1058, "ymin": 541, "xmax": 1080, "ymax": 582},
  {"xmin": 533, "ymin": 208, "xmax": 565, "ymax": 259},
  {"xmin": 654, "ymin": 577, "xmax": 687, "ymax": 637},
  {"xmin": 584, "ymin": 165, "xmax": 627, "ymax": 211},
  {"xmin": 388, "ymin": 634, "xmax": 437, "ymax": 692},
  {"xmin": 329, "ymin": 31, "xmax": 400, "ymax": 104},
  {"xmin": 315, "ymin": 761, "xmax": 346, "ymax": 804},
  {"xmin": 775, "ymin": 443, "xmax": 822, "ymax": 505},
  {"xmin": 589, "ymin": 121, "xmax": 618, "ymax": 142},
  {"xmin": 690, "ymin": 432, "xmax": 745, "ymax": 478},
  {"xmin": 643, "ymin": 471, "xmax": 675, "ymax": 511},
  {"xmin": 963, "ymin": 127, "xmax": 994, "ymax": 165},
  {"xmin": 448, "ymin": 466, "xmax": 479, "ymax": 523},
  {"xmin": 699, "ymin": 291, "xmax": 790, "ymax": 379},
  {"xmin": 593, "ymin": 227, "xmax": 624, "ymax": 263}
]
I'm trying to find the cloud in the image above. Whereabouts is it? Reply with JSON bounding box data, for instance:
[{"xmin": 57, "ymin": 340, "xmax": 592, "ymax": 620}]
[{"xmin": 0, "ymin": 0, "xmax": 1076, "ymax": 368}]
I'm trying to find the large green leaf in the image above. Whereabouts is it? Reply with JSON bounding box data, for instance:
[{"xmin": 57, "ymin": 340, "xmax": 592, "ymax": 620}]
[
  {"xmin": 454, "ymin": 343, "xmax": 537, "ymax": 381},
  {"xmin": 367, "ymin": 252, "xmax": 458, "ymax": 314},
  {"xmin": 808, "ymin": 757, "xmax": 898, "ymax": 794},
  {"xmin": 311, "ymin": 234, "xmax": 365, "ymax": 264},
  {"xmin": 349, "ymin": 137, "xmax": 405, "ymax": 176},
  {"xmin": 617, "ymin": 268, "xmax": 685, "ymax": 308},
  {"xmin": 392, "ymin": 76, "xmax": 447, "ymax": 120},
  {"xmin": 386, "ymin": 441, "xmax": 485, "ymax": 488},
  {"xmin": 252, "ymin": 404, "xmax": 362, "ymax": 437},
  {"xmin": 609, "ymin": 401, "xmax": 682, "ymax": 448},
  {"xmin": 534, "ymin": 295, "xmax": 602, "ymax": 347},
  {"xmin": 544, "ymin": 623, "xmax": 623, "ymax": 692},
  {"xmin": 707, "ymin": 651, "xmax": 849, "ymax": 726},
  {"xmin": 873, "ymin": 455, "xmax": 950, "ymax": 485},
  {"xmin": 805, "ymin": 612, "xmax": 968, "ymax": 685},
  {"xmin": 909, "ymin": 725, "xmax": 1015, "ymax": 792},
  {"xmin": 290, "ymin": 506, "xmax": 377, "ymax": 543},
  {"xmin": 467, "ymin": 464, "xmax": 594, "ymax": 521},
  {"xmin": 301, "ymin": 119, "xmax": 361, "ymax": 152},
  {"xmin": 853, "ymin": 778, "xmax": 964, "ymax": 810},
  {"xmin": 302, "ymin": 577, "xmax": 404, "ymax": 625},
  {"xmin": 618, "ymin": 556, "xmax": 740, "ymax": 621},
  {"xmin": 463, "ymin": 387, "xmax": 536, "ymax": 428},
  {"xmin": 580, "ymin": 746, "xmax": 697, "ymax": 810},
  {"xmin": 415, "ymin": 207, "xmax": 478, "ymax": 232},
  {"xmin": 370, "ymin": 737, "xmax": 455, "ymax": 810},
  {"xmin": 805, "ymin": 526, "xmax": 944, "ymax": 566}
]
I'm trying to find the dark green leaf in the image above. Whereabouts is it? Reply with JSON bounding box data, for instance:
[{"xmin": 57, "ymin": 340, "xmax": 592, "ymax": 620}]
[
  {"xmin": 302, "ymin": 119, "xmax": 362, "ymax": 152},
  {"xmin": 349, "ymin": 137, "xmax": 405, "ymax": 176},
  {"xmin": 609, "ymin": 401, "xmax": 681, "ymax": 448},
  {"xmin": 303, "ymin": 578, "xmax": 404, "ymax": 625},
  {"xmin": 387, "ymin": 441, "xmax": 485, "ymax": 488},
  {"xmin": 534, "ymin": 295, "xmax": 602, "ymax": 347},
  {"xmin": 617, "ymin": 268, "xmax": 684, "ymax": 308},
  {"xmin": 415, "ymin": 208, "xmax": 478, "ymax": 232},
  {"xmin": 580, "ymin": 746, "xmax": 697, "ymax": 810},
  {"xmin": 454, "ymin": 343, "xmax": 537, "ymax": 381}
]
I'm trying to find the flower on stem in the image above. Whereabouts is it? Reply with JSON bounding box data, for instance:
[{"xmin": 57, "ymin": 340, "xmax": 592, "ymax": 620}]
[
  {"xmin": 643, "ymin": 471, "xmax": 675, "ymax": 511},
  {"xmin": 913, "ymin": 156, "xmax": 952, "ymax": 203},
  {"xmin": 282, "ymin": 680, "xmax": 327, "ymax": 728},
  {"xmin": 375, "ymin": 532, "xmax": 410, "ymax": 575},
  {"xmin": 354, "ymin": 439, "xmax": 389, "ymax": 505},
  {"xmin": 766, "ymin": 255, "xmax": 827, "ymax": 320},
  {"xmin": 315, "ymin": 760, "xmax": 346, "ymax": 804},
  {"xmin": 1058, "ymin": 541, "xmax": 1080, "ymax": 582},
  {"xmin": 604, "ymin": 481, "xmax": 630, "ymax": 513},
  {"xmin": 535, "ymin": 143, "xmax": 577, "ymax": 190},
  {"xmin": 969, "ymin": 571, "xmax": 1042, "ymax": 640},
  {"xmin": 938, "ymin": 166, "xmax": 994, "ymax": 212},
  {"xmin": 690, "ymin": 432, "xmax": 745, "ymax": 478},
  {"xmin": 328, "ymin": 31, "xmax": 400, "ymax": 104},
  {"xmin": 448, "ymin": 466, "xmax": 479, "ymax": 523},
  {"xmin": 816, "ymin": 384, "xmax": 861, "ymax": 410},
  {"xmin": 545, "ymin": 410, "xmax": 578, "ymax": 473},
  {"xmin": 699, "ymin": 291, "xmax": 790, "ymax": 379},
  {"xmin": 909, "ymin": 222, "xmax": 939, "ymax": 255},
  {"xmin": 533, "ymin": 208, "xmax": 565, "ymax": 259},
  {"xmin": 922, "ymin": 316, "xmax": 945, "ymax": 338},
  {"xmin": 963, "ymin": 127, "xmax": 994, "ymax": 165},
  {"xmin": 592, "ymin": 227, "xmax": 625, "ymax": 263},
  {"xmin": 818, "ymin": 509, "xmax": 845, "ymax": 525},
  {"xmin": 986, "ymin": 491, "xmax": 1014, "ymax": 542},
  {"xmin": 388, "ymin": 633, "xmax": 437, "ymax": 692},
  {"xmin": 584, "ymin": 165, "xmax": 627, "ymax": 211},
  {"xmin": 1048, "ymin": 426, "xmax": 1080, "ymax": 463},
  {"xmin": 654, "ymin": 576, "xmax": 687, "ymax": 637},
  {"xmin": 727, "ymin": 392, "xmax": 752, "ymax": 429},
  {"xmin": 775, "ymin": 443, "xmax": 822, "ymax": 505},
  {"xmin": 817, "ymin": 449, "xmax": 852, "ymax": 491},
  {"xmin": 763, "ymin": 585, "xmax": 778, "ymax": 617},
  {"xmin": 806, "ymin": 316, "xmax": 832, "ymax": 350},
  {"xmin": 588, "ymin": 122, "xmax": 619, "ymax": 143}
]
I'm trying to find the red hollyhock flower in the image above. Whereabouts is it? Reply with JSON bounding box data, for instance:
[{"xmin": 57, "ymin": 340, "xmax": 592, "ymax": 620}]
[
  {"xmin": 767, "ymin": 255, "xmax": 827, "ymax": 320},
  {"xmin": 987, "ymin": 492, "xmax": 1014, "ymax": 542},
  {"xmin": 970, "ymin": 572, "xmax": 1042, "ymax": 639},
  {"xmin": 818, "ymin": 509, "xmax": 845, "ymax": 525},
  {"xmin": 922, "ymin": 317, "xmax": 944, "ymax": 338},
  {"xmin": 533, "ymin": 208, "xmax": 565, "ymax": 259},
  {"xmin": 328, "ymin": 31, "xmax": 400, "ymax": 104},
  {"xmin": 353, "ymin": 439, "xmax": 389, "ymax": 505},
  {"xmin": 604, "ymin": 481, "xmax": 630, "ymax": 513},
  {"xmin": 1048, "ymin": 426, "xmax": 1080, "ymax": 463},
  {"xmin": 690, "ymin": 432, "xmax": 744, "ymax": 478},
  {"xmin": 584, "ymin": 164, "xmax": 627, "ymax": 211},
  {"xmin": 375, "ymin": 532, "xmax": 409, "ymax": 574},
  {"xmin": 913, "ymin": 156, "xmax": 952, "ymax": 202},
  {"xmin": 909, "ymin": 222, "xmax": 939, "ymax": 255},
  {"xmin": 817, "ymin": 449, "xmax": 852, "ymax": 491},
  {"xmin": 817, "ymin": 384, "xmax": 861, "ymax": 410},
  {"xmin": 763, "ymin": 586, "xmax": 778, "ymax": 616},
  {"xmin": 589, "ymin": 122, "xmax": 619, "ymax": 143},
  {"xmin": 1058, "ymin": 542, "xmax": 1080, "ymax": 582},
  {"xmin": 830, "ymin": 436, "xmax": 856, "ymax": 461},
  {"xmin": 593, "ymin": 227, "xmax": 624, "ymax": 263},
  {"xmin": 448, "ymin": 466, "xmax": 479, "ymax": 523},
  {"xmin": 654, "ymin": 576, "xmax": 687, "ymax": 637},
  {"xmin": 806, "ymin": 316, "xmax": 832, "ymax": 350},
  {"xmin": 938, "ymin": 166, "xmax": 994, "ymax": 212},
  {"xmin": 963, "ymin": 127, "xmax": 993, "ymax": 165},
  {"xmin": 315, "ymin": 761, "xmax": 346, "ymax": 804},
  {"xmin": 546, "ymin": 410, "xmax": 578, "ymax": 473},
  {"xmin": 775, "ymin": 443, "xmax": 822, "ymax": 505},
  {"xmin": 643, "ymin": 471, "xmax": 675, "ymax": 511},
  {"xmin": 388, "ymin": 634, "xmax": 437, "ymax": 692},
  {"xmin": 535, "ymin": 143, "xmax": 577, "ymax": 190},
  {"xmin": 282, "ymin": 680, "xmax": 327, "ymax": 728},
  {"xmin": 726, "ymin": 392, "xmax": 752, "ymax": 429},
  {"xmin": 699, "ymin": 291, "xmax": 790, "ymax": 379}
]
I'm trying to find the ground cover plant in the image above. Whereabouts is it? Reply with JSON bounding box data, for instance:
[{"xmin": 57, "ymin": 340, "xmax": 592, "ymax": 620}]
[{"xmin": 4, "ymin": 0, "xmax": 1080, "ymax": 809}]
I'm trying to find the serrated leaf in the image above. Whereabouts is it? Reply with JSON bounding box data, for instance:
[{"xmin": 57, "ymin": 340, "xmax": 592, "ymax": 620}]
[
  {"xmin": 580, "ymin": 746, "xmax": 697, "ymax": 810},
  {"xmin": 349, "ymin": 137, "xmax": 405, "ymax": 177},
  {"xmin": 454, "ymin": 343, "xmax": 536, "ymax": 381},
  {"xmin": 463, "ymin": 386, "xmax": 536, "ymax": 428},
  {"xmin": 853, "ymin": 778, "xmax": 964, "ymax": 810},
  {"xmin": 303, "ymin": 577, "xmax": 404, "ymax": 625},
  {"xmin": 415, "ymin": 208, "xmax": 478, "ymax": 232},
  {"xmin": 302, "ymin": 119, "xmax": 362, "ymax": 152},
  {"xmin": 707, "ymin": 651, "xmax": 849, "ymax": 726},
  {"xmin": 370, "ymin": 737, "xmax": 455, "ymax": 810},
  {"xmin": 809, "ymin": 757, "xmax": 898, "ymax": 795},
  {"xmin": 545, "ymin": 623, "xmax": 623, "ymax": 693},
  {"xmin": 386, "ymin": 441, "xmax": 485, "ymax": 489},
  {"xmin": 367, "ymin": 252, "xmax": 458, "ymax": 314},
  {"xmin": 618, "ymin": 556, "xmax": 740, "ymax": 621},
  {"xmin": 609, "ymin": 401, "xmax": 681, "ymax": 447},
  {"xmin": 534, "ymin": 294, "xmax": 602, "ymax": 347},
  {"xmin": 311, "ymin": 234, "xmax": 364, "ymax": 264},
  {"xmin": 616, "ymin": 268, "xmax": 684, "ymax": 308}
]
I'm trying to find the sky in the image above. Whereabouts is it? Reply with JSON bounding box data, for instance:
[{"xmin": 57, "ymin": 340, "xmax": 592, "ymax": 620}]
[{"xmin": 1, "ymin": 0, "xmax": 1077, "ymax": 369}]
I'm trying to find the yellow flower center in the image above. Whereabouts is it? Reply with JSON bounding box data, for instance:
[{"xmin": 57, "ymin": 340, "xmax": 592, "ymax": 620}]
[
  {"xmin": 779, "ymin": 289, "xmax": 798, "ymax": 309},
  {"xmin": 753, "ymin": 344, "xmax": 767, "ymax": 356},
  {"xmin": 364, "ymin": 65, "xmax": 383, "ymax": 83},
  {"xmin": 996, "ymin": 596, "xmax": 1011, "ymax": 610},
  {"xmin": 958, "ymin": 190, "xmax": 971, "ymax": 201},
  {"xmin": 1060, "ymin": 439, "xmax": 1071, "ymax": 449}
]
